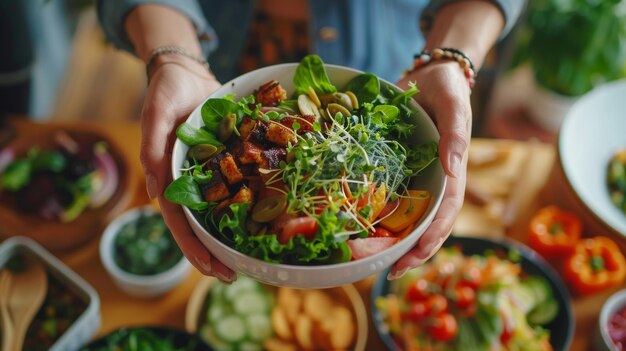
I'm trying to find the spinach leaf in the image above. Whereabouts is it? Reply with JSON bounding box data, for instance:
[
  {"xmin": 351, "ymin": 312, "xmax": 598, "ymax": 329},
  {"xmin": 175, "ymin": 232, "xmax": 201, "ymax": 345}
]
[
  {"xmin": 164, "ymin": 175, "xmax": 209, "ymax": 211},
  {"xmin": 1, "ymin": 159, "xmax": 32, "ymax": 191},
  {"xmin": 293, "ymin": 54, "xmax": 337, "ymax": 96},
  {"xmin": 405, "ymin": 141, "xmax": 439, "ymax": 174},
  {"xmin": 175, "ymin": 122, "xmax": 222, "ymax": 147},
  {"xmin": 30, "ymin": 149, "xmax": 66, "ymax": 172},
  {"xmin": 344, "ymin": 73, "xmax": 380, "ymax": 104},
  {"xmin": 201, "ymin": 98, "xmax": 238, "ymax": 132}
]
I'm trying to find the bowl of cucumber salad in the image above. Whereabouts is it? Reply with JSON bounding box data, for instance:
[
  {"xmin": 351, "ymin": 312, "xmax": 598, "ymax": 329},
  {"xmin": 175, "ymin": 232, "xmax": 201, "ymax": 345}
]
[
  {"xmin": 372, "ymin": 235, "xmax": 574, "ymax": 351},
  {"xmin": 185, "ymin": 276, "xmax": 368, "ymax": 351}
]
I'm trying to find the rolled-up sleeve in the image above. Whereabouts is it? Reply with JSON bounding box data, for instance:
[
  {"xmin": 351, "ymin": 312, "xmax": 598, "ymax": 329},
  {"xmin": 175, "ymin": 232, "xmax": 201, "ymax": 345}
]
[
  {"xmin": 422, "ymin": 0, "xmax": 526, "ymax": 40},
  {"xmin": 96, "ymin": 0, "xmax": 218, "ymax": 57}
]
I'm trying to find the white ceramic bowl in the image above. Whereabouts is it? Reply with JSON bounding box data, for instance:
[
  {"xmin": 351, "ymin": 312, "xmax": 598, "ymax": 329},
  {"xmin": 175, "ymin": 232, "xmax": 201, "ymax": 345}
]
[
  {"xmin": 596, "ymin": 289, "xmax": 626, "ymax": 351},
  {"xmin": 99, "ymin": 205, "xmax": 191, "ymax": 297},
  {"xmin": 171, "ymin": 63, "xmax": 446, "ymax": 288},
  {"xmin": 559, "ymin": 79, "xmax": 626, "ymax": 237}
]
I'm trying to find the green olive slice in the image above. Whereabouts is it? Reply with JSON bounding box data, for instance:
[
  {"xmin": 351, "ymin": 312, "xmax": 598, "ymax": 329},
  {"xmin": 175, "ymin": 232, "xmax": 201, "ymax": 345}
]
[
  {"xmin": 345, "ymin": 91, "xmax": 359, "ymax": 110},
  {"xmin": 218, "ymin": 113, "xmax": 237, "ymax": 142},
  {"xmin": 252, "ymin": 195, "xmax": 287, "ymax": 223},
  {"xmin": 187, "ymin": 144, "xmax": 222, "ymax": 161},
  {"xmin": 333, "ymin": 92, "xmax": 354, "ymax": 110},
  {"xmin": 307, "ymin": 86, "xmax": 322, "ymax": 108},
  {"xmin": 327, "ymin": 103, "xmax": 351, "ymax": 118},
  {"xmin": 297, "ymin": 94, "xmax": 320, "ymax": 119}
]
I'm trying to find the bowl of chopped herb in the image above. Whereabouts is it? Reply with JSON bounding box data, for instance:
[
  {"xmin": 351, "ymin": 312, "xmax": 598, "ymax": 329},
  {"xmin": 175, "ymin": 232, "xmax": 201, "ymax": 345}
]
[
  {"xmin": 167, "ymin": 55, "xmax": 446, "ymax": 288},
  {"xmin": 99, "ymin": 205, "xmax": 191, "ymax": 297}
]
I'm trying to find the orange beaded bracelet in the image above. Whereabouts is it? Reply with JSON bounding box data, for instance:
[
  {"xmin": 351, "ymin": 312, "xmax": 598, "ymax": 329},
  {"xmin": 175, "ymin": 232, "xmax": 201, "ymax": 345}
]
[{"xmin": 403, "ymin": 47, "xmax": 476, "ymax": 91}]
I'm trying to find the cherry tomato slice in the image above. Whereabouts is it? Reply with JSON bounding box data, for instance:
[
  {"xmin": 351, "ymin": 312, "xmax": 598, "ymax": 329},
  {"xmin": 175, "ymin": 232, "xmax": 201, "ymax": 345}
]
[
  {"xmin": 279, "ymin": 216, "xmax": 318, "ymax": 244},
  {"xmin": 373, "ymin": 227, "xmax": 395, "ymax": 238},
  {"xmin": 428, "ymin": 313, "xmax": 458, "ymax": 342}
]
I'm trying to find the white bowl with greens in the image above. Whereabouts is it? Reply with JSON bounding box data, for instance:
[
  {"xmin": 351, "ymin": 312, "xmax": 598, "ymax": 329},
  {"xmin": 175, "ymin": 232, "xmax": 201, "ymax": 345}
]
[
  {"xmin": 99, "ymin": 206, "xmax": 191, "ymax": 297},
  {"xmin": 168, "ymin": 55, "xmax": 445, "ymax": 288}
]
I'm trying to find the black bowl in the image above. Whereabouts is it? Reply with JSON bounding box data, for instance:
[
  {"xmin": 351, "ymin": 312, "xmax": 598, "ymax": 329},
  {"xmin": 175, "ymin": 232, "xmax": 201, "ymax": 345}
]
[
  {"xmin": 371, "ymin": 235, "xmax": 574, "ymax": 351},
  {"xmin": 80, "ymin": 326, "xmax": 215, "ymax": 351}
]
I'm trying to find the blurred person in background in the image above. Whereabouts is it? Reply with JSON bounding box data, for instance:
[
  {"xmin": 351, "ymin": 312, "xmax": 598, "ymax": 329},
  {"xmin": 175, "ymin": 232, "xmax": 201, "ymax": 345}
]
[{"xmin": 97, "ymin": 0, "xmax": 524, "ymax": 283}]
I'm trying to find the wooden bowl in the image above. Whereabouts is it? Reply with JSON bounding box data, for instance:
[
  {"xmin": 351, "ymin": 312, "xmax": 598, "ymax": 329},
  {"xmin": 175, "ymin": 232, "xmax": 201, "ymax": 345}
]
[
  {"xmin": 186, "ymin": 277, "xmax": 368, "ymax": 351},
  {"xmin": 0, "ymin": 123, "xmax": 136, "ymax": 252}
]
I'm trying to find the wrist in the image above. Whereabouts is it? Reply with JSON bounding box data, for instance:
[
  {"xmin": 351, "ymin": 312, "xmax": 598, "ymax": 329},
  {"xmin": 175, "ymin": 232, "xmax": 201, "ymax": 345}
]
[
  {"xmin": 147, "ymin": 49, "xmax": 213, "ymax": 82},
  {"xmin": 125, "ymin": 4, "xmax": 203, "ymax": 63},
  {"xmin": 424, "ymin": 0, "xmax": 504, "ymax": 69}
]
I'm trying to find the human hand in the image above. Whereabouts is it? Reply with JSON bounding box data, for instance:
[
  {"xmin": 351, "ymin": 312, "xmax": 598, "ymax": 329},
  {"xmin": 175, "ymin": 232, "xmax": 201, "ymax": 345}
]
[
  {"xmin": 389, "ymin": 61, "xmax": 471, "ymax": 279},
  {"xmin": 140, "ymin": 58, "xmax": 236, "ymax": 283}
]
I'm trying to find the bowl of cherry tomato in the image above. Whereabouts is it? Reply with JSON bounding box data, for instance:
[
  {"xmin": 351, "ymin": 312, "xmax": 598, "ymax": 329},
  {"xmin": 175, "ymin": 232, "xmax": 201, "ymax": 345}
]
[{"xmin": 372, "ymin": 235, "xmax": 574, "ymax": 351}]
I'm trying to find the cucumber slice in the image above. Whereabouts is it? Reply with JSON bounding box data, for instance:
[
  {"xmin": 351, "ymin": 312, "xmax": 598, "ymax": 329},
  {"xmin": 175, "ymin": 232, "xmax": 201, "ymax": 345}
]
[
  {"xmin": 199, "ymin": 324, "xmax": 232, "ymax": 351},
  {"xmin": 208, "ymin": 303, "xmax": 226, "ymax": 323},
  {"xmin": 215, "ymin": 315, "xmax": 247, "ymax": 343},
  {"xmin": 239, "ymin": 342, "xmax": 263, "ymax": 351},
  {"xmin": 223, "ymin": 276, "xmax": 260, "ymax": 301},
  {"xmin": 246, "ymin": 314, "xmax": 272, "ymax": 342},
  {"xmin": 522, "ymin": 276, "xmax": 552, "ymax": 305},
  {"xmin": 510, "ymin": 284, "xmax": 538, "ymax": 314},
  {"xmin": 527, "ymin": 298, "xmax": 559, "ymax": 326},
  {"xmin": 234, "ymin": 291, "xmax": 270, "ymax": 315}
]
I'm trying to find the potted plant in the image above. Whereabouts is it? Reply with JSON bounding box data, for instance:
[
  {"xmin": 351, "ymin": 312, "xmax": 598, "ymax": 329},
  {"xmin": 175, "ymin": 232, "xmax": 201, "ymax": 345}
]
[{"xmin": 510, "ymin": 0, "xmax": 626, "ymax": 132}]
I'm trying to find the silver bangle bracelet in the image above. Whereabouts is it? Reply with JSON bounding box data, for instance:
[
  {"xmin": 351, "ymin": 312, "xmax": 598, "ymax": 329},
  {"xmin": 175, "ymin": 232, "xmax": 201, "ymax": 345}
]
[{"xmin": 146, "ymin": 45, "xmax": 210, "ymax": 79}]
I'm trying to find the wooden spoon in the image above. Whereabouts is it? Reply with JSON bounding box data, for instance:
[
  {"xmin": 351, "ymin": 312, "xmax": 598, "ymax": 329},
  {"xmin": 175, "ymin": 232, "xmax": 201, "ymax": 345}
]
[
  {"xmin": 6, "ymin": 256, "xmax": 48, "ymax": 351},
  {"xmin": 0, "ymin": 270, "xmax": 14, "ymax": 351}
]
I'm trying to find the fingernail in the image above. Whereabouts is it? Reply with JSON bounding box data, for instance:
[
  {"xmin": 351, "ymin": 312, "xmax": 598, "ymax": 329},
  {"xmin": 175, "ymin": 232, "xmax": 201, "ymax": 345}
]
[
  {"xmin": 215, "ymin": 270, "xmax": 236, "ymax": 284},
  {"xmin": 388, "ymin": 266, "xmax": 412, "ymax": 280},
  {"xmin": 448, "ymin": 152, "xmax": 462, "ymax": 178},
  {"xmin": 146, "ymin": 174, "xmax": 159, "ymax": 199},
  {"xmin": 192, "ymin": 256, "xmax": 212, "ymax": 275},
  {"xmin": 421, "ymin": 237, "xmax": 444, "ymax": 259}
]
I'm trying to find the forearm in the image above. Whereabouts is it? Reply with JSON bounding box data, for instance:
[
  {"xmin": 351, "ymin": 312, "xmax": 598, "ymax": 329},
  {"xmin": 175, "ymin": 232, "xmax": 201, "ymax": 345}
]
[
  {"xmin": 124, "ymin": 4, "xmax": 203, "ymax": 63},
  {"xmin": 424, "ymin": 0, "xmax": 505, "ymax": 69}
]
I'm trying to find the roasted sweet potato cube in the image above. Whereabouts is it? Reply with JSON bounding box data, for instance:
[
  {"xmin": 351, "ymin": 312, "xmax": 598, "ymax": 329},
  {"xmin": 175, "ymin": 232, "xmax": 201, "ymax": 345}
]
[
  {"xmin": 239, "ymin": 117, "xmax": 257, "ymax": 140},
  {"xmin": 232, "ymin": 186, "xmax": 255, "ymax": 204},
  {"xmin": 239, "ymin": 142, "xmax": 264, "ymax": 164},
  {"xmin": 219, "ymin": 153, "xmax": 244, "ymax": 184},
  {"xmin": 266, "ymin": 123, "xmax": 296, "ymax": 146},
  {"xmin": 204, "ymin": 182, "xmax": 230, "ymax": 202}
]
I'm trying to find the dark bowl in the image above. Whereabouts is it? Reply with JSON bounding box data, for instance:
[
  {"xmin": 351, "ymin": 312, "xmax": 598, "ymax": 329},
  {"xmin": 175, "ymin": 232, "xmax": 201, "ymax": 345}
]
[
  {"xmin": 81, "ymin": 326, "xmax": 215, "ymax": 351},
  {"xmin": 371, "ymin": 235, "xmax": 574, "ymax": 351}
]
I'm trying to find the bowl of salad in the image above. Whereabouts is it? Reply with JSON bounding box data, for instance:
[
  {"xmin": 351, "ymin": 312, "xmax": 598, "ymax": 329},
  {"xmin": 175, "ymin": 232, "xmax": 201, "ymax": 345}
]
[
  {"xmin": 99, "ymin": 205, "xmax": 191, "ymax": 297},
  {"xmin": 0, "ymin": 126, "xmax": 132, "ymax": 251},
  {"xmin": 167, "ymin": 55, "xmax": 445, "ymax": 288},
  {"xmin": 372, "ymin": 235, "xmax": 574, "ymax": 351},
  {"xmin": 81, "ymin": 326, "xmax": 215, "ymax": 351}
]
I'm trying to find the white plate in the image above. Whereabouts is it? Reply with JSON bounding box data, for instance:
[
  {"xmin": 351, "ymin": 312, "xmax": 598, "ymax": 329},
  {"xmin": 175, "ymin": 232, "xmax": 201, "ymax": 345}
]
[{"xmin": 559, "ymin": 79, "xmax": 626, "ymax": 236}]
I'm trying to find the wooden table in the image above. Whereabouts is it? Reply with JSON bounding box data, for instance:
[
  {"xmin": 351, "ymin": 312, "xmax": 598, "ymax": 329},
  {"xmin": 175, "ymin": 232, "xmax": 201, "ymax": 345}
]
[{"xmin": 4, "ymin": 118, "xmax": 624, "ymax": 350}]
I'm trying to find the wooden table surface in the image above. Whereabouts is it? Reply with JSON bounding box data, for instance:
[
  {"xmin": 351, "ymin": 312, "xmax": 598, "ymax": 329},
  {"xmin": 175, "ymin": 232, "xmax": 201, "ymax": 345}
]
[{"xmin": 5, "ymin": 118, "xmax": 625, "ymax": 350}]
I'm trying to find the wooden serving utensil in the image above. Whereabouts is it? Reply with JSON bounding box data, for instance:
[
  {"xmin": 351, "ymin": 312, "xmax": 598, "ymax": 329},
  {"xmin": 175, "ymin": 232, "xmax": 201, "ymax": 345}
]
[
  {"xmin": 0, "ymin": 270, "xmax": 14, "ymax": 351},
  {"xmin": 6, "ymin": 256, "xmax": 48, "ymax": 351}
]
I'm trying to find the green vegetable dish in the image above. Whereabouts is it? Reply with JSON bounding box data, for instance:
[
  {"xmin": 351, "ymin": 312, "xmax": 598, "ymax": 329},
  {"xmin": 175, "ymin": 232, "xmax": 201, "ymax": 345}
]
[
  {"xmin": 82, "ymin": 327, "xmax": 211, "ymax": 351},
  {"xmin": 113, "ymin": 213, "xmax": 184, "ymax": 275},
  {"xmin": 608, "ymin": 148, "xmax": 626, "ymax": 215},
  {"xmin": 165, "ymin": 54, "xmax": 438, "ymax": 265}
]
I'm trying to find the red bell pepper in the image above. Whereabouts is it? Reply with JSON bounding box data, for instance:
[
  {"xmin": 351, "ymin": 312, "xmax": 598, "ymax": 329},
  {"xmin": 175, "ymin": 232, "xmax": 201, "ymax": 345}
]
[
  {"xmin": 528, "ymin": 206, "xmax": 582, "ymax": 258},
  {"xmin": 563, "ymin": 236, "xmax": 626, "ymax": 295}
]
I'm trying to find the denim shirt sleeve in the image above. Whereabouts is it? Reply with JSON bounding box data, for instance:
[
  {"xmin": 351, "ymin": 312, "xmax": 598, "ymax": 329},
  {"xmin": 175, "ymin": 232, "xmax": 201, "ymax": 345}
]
[
  {"xmin": 422, "ymin": 0, "xmax": 526, "ymax": 40},
  {"xmin": 96, "ymin": 0, "xmax": 217, "ymax": 56}
]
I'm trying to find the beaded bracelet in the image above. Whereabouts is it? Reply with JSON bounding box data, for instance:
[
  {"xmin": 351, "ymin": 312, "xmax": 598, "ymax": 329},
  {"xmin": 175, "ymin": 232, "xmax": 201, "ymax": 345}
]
[
  {"xmin": 403, "ymin": 47, "xmax": 477, "ymax": 91},
  {"xmin": 146, "ymin": 45, "xmax": 210, "ymax": 79}
]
